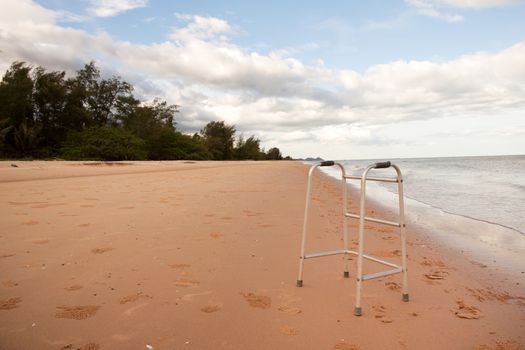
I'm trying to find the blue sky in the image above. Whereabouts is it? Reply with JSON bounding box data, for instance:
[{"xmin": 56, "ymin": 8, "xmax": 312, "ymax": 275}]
[{"xmin": 1, "ymin": 0, "xmax": 524, "ymax": 159}]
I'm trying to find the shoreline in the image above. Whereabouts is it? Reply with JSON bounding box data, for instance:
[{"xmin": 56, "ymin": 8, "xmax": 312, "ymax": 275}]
[{"xmin": 1, "ymin": 161, "xmax": 524, "ymax": 349}]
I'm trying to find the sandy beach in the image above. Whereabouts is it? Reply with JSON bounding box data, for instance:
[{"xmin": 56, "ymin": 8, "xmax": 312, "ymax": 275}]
[{"xmin": 0, "ymin": 160, "xmax": 524, "ymax": 350}]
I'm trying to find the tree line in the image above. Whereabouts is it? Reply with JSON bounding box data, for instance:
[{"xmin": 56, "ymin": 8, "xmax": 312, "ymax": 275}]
[{"xmin": 0, "ymin": 61, "xmax": 288, "ymax": 161}]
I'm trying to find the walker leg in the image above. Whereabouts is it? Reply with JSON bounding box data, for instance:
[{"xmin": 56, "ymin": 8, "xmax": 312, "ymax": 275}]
[
  {"xmin": 343, "ymin": 175, "xmax": 349, "ymax": 278},
  {"xmin": 297, "ymin": 257, "xmax": 304, "ymax": 287},
  {"xmin": 398, "ymin": 172, "xmax": 409, "ymax": 302},
  {"xmin": 354, "ymin": 176, "xmax": 367, "ymax": 316},
  {"xmin": 297, "ymin": 166, "xmax": 316, "ymax": 288}
]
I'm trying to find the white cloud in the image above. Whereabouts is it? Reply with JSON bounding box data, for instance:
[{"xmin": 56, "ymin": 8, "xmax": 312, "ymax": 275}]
[
  {"xmin": 441, "ymin": 0, "xmax": 522, "ymax": 8},
  {"xmin": 88, "ymin": 0, "xmax": 148, "ymax": 17},
  {"xmin": 405, "ymin": 0, "xmax": 464, "ymax": 21},
  {"xmin": 405, "ymin": 0, "xmax": 522, "ymax": 21},
  {"xmin": 172, "ymin": 14, "xmax": 236, "ymax": 41}
]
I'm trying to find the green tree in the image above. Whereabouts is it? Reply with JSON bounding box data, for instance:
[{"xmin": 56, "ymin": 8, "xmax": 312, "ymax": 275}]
[
  {"xmin": 12, "ymin": 122, "xmax": 42, "ymax": 157},
  {"xmin": 235, "ymin": 135, "xmax": 264, "ymax": 160},
  {"xmin": 122, "ymin": 98, "xmax": 178, "ymax": 138},
  {"xmin": 266, "ymin": 147, "xmax": 283, "ymax": 160},
  {"xmin": 0, "ymin": 117, "xmax": 13, "ymax": 156},
  {"xmin": 32, "ymin": 66, "xmax": 68, "ymax": 153},
  {"xmin": 0, "ymin": 62, "xmax": 36, "ymax": 156},
  {"xmin": 0, "ymin": 62, "xmax": 34, "ymax": 128},
  {"xmin": 201, "ymin": 121, "xmax": 236, "ymax": 160},
  {"xmin": 63, "ymin": 62, "xmax": 135, "ymax": 128}
]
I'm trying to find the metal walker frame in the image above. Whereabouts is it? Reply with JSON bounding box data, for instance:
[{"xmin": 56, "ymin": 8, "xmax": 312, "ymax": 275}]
[{"xmin": 296, "ymin": 160, "xmax": 409, "ymax": 316}]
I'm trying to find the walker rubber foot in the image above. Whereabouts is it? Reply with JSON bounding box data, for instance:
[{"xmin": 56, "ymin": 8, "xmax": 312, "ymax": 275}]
[
  {"xmin": 354, "ymin": 307, "xmax": 362, "ymax": 316},
  {"xmin": 402, "ymin": 293, "xmax": 409, "ymax": 302},
  {"xmin": 343, "ymin": 271, "xmax": 349, "ymax": 278},
  {"xmin": 296, "ymin": 280, "xmax": 303, "ymax": 287}
]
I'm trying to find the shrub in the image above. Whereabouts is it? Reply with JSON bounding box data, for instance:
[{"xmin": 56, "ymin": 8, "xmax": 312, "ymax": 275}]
[{"xmin": 60, "ymin": 126, "xmax": 146, "ymax": 160}]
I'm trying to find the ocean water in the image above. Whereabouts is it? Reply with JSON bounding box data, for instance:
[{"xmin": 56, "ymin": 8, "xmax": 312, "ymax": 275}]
[{"xmin": 312, "ymin": 155, "xmax": 525, "ymax": 271}]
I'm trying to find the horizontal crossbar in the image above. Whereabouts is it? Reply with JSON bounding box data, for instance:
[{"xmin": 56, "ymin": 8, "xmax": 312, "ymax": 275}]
[
  {"xmin": 347, "ymin": 251, "xmax": 400, "ymax": 268},
  {"xmin": 344, "ymin": 175, "xmax": 399, "ymax": 183},
  {"xmin": 362, "ymin": 267, "xmax": 402, "ymax": 281},
  {"xmin": 345, "ymin": 213, "xmax": 400, "ymax": 227},
  {"xmin": 304, "ymin": 249, "xmax": 349, "ymax": 259},
  {"xmin": 303, "ymin": 250, "xmax": 401, "ymax": 270}
]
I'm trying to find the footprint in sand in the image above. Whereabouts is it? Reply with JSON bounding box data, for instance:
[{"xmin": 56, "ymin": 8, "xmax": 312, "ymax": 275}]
[
  {"xmin": 174, "ymin": 279, "xmax": 200, "ymax": 288},
  {"xmin": 2, "ymin": 280, "xmax": 19, "ymax": 288},
  {"xmin": 9, "ymin": 201, "xmax": 46, "ymax": 206},
  {"xmin": 23, "ymin": 220, "xmax": 39, "ymax": 226},
  {"xmin": 279, "ymin": 325, "xmax": 299, "ymax": 335},
  {"xmin": 373, "ymin": 305, "xmax": 393, "ymax": 323},
  {"xmin": 91, "ymin": 247, "xmax": 115, "ymax": 254},
  {"xmin": 278, "ymin": 305, "xmax": 302, "ymax": 315},
  {"xmin": 55, "ymin": 305, "xmax": 100, "ymax": 320},
  {"xmin": 241, "ymin": 292, "xmax": 271, "ymax": 309},
  {"xmin": 466, "ymin": 287, "xmax": 517, "ymax": 303},
  {"xmin": 169, "ymin": 263, "xmax": 190, "ymax": 269},
  {"xmin": 32, "ymin": 202, "xmax": 66, "ymax": 208},
  {"xmin": 0, "ymin": 297, "xmax": 22, "ymax": 310},
  {"xmin": 477, "ymin": 340, "xmax": 522, "ymax": 350},
  {"xmin": 385, "ymin": 282, "xmax": 401, "ymax": 291},
  {"xmin": 168, "ymin": 264, "xmax": 191, "ymax": 270},
  {"xmin": 333, "ymin": 341, "xmax": 360, "ymax": 350},
  {"xmin": 258, "ymin": 224, "xmax": 273, "ymax": 228},
  {"xmin": 421, "ymin": 257, "xmax": 450, "ymax": 269},
  {"xmin": 64, "ymin": 285, "xmax": 83, "ymax": 291},
  {"xmin": 201, "ymin": 304, "xmax": 222, "ymax": 313},
  {"xmin": 453, "ymin": 300, "xmax": 482, "ymax": 319},
  {"xmin": 78, "ymin": 343, "xmax": 100, "ymax": 350},
  {"xmin": 61, "ymin": 343, "xmax": 100, "ymax": 350},
  {"xmin": 119, "ymin": 292, "xmax": 151, "ymax": 304},
  {"xmin": 424, "ymin": 270, "xmax": 449, "ymax": 281},
  {"xmin": 371, "ymin": 250, "xmax": 402, "ymax": 258},
  {"xmin": 32, "ymin": 239, "xmax": 49, "ymax": 244}
]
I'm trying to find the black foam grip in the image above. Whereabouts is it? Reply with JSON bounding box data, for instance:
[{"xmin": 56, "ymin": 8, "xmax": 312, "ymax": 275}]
[
  {"xmin": 374, "ymin": 161, "xmax": 391, "ymax": 169},
  {"xmin": 319, "ymin": 160, "xmax": 335, "ymax": 167}
]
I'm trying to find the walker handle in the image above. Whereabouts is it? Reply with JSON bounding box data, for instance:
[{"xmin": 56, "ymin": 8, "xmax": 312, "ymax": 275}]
[
  {"xmin": 373, "ymin": 161, "xmax": 391, "ymax": 169},
  {"xmin": 320, "ymin": 160, "xmax": 335, "ymax": 167}
]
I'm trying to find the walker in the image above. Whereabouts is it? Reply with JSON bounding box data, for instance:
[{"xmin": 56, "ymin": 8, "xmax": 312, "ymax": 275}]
[{"xmin": 296, "ymin": 160, "xmax": 408, "ymax": 316}]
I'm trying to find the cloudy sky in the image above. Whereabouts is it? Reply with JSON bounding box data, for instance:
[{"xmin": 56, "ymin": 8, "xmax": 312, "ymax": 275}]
[{"xmin": 0, "ymin": 0, "xmax": 524, "ymax": 159}]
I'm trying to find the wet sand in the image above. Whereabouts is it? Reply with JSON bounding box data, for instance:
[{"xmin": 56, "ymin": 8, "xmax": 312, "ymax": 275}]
[{"xmin": 0, "ymin": 161, "xmax": 524, "ymax": 349}]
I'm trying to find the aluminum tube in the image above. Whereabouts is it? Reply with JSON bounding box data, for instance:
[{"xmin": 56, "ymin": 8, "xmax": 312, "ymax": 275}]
[
  {"xmin": 347, "ymin": 251, "xmax": 400, "ymax": 268},
  {"xmin": 362, "ymin": 267, "xmax": 403, "ymax": 281},
  {"xmin": 338, "ymin": 163, "xmax": 350, "ymax": 277},
  {"xmin": 344, "ymin": 213, "xmax": 400, "ymax": 227},
  {"xmin": 355, "ymin": 166, "xmax": 373, "ymax": 312},
  {"xmin": 344, "ymin": 175, "xmax": 398, "ymax": 183},
  {"xmin": 392, "ymin": 164, "xmax": 409, "ymax": 299},
  {"xmin": 305, "ymin": 249, "xmax": 348, "ymax": 259},
  {"xmin": 297, "ymin": 165, "xmax": 317, "ymax": 284}
]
